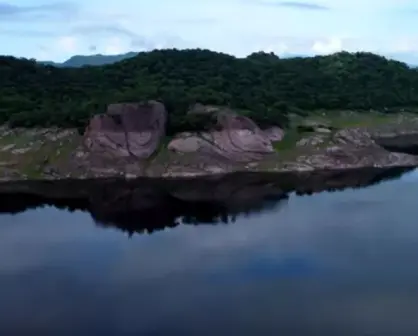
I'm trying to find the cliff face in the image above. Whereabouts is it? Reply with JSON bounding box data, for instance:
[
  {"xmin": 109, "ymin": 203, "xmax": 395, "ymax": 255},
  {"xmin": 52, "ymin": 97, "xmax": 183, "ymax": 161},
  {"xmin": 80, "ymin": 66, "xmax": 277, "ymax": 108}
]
[
  {"xmin": 84, "ymin": 101, "xmax": 167, "ymax": 159},
  {"xmin": 167, "ymin": 112, "xmax": 277, "ymax": 162},
  {"xmin": 84, "ymin": 102, "xmax": 279, "ymax": 163},
  {"xmin": 0, "ymin": 103, "xmax": 418, "ymax": 180}
]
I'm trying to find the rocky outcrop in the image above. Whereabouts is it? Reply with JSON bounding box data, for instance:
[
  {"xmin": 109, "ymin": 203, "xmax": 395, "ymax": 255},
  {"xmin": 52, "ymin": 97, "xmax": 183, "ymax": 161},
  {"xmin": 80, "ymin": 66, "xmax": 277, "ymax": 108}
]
[
  {"xmin": 297, "ymin": 119, "xmax": 333, "ymax": 133},
  {"xmin": 1, "ymin": 103, "xmax": 418, "ymax": 180},
  {"xmin": 168, "ymin": 112, "xmax": 276, "ymax": 162},
  {"xmin": 291, "ymin": 128, "xmax": 418, "ymax": 171},
  {"xmin": 187, "ymin": 103, "xmax": 224, "ymax": 115},
  {"xmin": 297, "ymin": 134, "xmax": 328, "ymax": 147},
  {"xmin": 84, "ymin": 101, "xmax": 166, "ymax": 159},
  {"xmin": 262, "ymin": 126, "xmax": 284, "ymax": 141}
]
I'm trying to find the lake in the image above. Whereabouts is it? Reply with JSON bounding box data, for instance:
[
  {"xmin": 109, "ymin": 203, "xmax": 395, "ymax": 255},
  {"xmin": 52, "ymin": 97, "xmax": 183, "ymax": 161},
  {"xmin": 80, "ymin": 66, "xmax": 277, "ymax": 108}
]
[{"xmin": 0, "ymin": 168, "xmax": 418, "ymax": 335}]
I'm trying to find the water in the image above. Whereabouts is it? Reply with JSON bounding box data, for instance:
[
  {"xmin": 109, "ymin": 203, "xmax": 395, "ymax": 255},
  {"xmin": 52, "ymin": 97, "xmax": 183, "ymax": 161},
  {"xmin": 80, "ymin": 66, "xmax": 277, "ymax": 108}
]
[{"xmin": 0, "ymin": 169, "xmax": 418, "ymax": 335}]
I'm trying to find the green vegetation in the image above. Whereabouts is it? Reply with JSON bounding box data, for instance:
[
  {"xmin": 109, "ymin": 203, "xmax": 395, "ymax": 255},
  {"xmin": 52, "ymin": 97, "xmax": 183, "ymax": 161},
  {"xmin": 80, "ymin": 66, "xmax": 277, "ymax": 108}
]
[
  {"xmin": 1, "ymin": 49, "xmax": 418, "ymax": 134},
  {"xmin": 272, "ymin": 130, "xmax": 306, "ymax": 151},
  {"xmin": 0, "ymin": 129, "xmax": 81, "ymax": 178}
]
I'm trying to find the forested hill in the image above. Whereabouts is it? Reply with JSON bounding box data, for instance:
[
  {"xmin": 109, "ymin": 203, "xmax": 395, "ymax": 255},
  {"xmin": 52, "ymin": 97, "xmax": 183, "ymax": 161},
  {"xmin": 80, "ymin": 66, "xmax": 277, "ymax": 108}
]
[{"xmin": 1, "ymin": 48, "xmax": 418, "ymax": 134}]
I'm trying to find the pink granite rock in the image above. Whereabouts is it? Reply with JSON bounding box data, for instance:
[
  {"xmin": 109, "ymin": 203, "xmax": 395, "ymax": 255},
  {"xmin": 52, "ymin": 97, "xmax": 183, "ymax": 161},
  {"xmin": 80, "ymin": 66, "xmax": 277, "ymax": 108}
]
[
  {"xmin": 262, "ymin": 126, "xmax": 284, "ymax": 141},
  {"xmin": 168, "ymin": 112, "xmax": 275, "ymax": 162},
  {"xmin": 84, "ymin": 101, "xmax": 166, "ymax": 159}
]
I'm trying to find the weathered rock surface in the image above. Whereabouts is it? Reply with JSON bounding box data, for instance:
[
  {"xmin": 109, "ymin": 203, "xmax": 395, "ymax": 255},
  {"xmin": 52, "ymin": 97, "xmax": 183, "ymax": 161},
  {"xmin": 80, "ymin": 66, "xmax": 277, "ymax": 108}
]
[
  {"xmin": 187, "ymin": 103, "xmax": 224, "ymax": 115},
  {"xmin": 84, "ymin": 101, "xmax": 166, "ymax": 159},
  {"xmin": 297, "ymin": 134, "xmax": 328, "ymax": 147},
  {"xmin": 297, "ymin": 119, "xmax": 333, "ymax": 133},
  {"xmin": 262, "ymin": 126, "xmax": 284, "ymax": 141},
  {"xmin": 168, "ymin": 112, "xmax": 275, "ymax": 162},
  {"xmin": 1, "ymin": 105, "xmax": 418, "ymax": 180},
  {"xmin": 292, "ymin": 128, "xmax": 418, "ymax": 171}
]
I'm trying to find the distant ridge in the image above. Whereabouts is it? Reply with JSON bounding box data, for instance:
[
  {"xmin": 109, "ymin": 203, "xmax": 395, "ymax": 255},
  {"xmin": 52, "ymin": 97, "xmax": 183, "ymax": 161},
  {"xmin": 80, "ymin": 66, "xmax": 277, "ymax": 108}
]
[
  {"xmin": 37, "ymin": 49, "xmax": 418, "ymax": 68},
  {"xmin": 40, "ymin": 51, "xmax": 314, "ymax": 68},
  {"xmin": 39, "ymin": 51, "xmax": 139, "ymax": 67}
]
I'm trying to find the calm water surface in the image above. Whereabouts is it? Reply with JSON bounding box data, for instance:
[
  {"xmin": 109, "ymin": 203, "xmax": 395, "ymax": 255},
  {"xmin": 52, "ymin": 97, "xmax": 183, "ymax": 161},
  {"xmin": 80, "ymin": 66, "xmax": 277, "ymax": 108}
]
[{"xmin": 1, "ymin": 170, "xmax": 418, "ymax": 335}]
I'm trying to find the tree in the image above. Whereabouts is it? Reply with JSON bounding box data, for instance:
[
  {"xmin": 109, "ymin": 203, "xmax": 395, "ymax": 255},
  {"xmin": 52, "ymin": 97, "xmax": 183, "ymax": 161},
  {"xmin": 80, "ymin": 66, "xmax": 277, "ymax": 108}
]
[{"xmin": 0, "ymin": 48, "xmax": 417, "ymax": 133}]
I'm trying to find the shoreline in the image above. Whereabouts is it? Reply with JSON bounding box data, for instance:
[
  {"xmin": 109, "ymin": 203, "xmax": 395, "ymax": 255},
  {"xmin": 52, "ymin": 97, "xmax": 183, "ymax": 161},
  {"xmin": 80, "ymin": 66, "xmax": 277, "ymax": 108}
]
[
  {"xmin": 0, "ymin": 165, "xmax": 414, "ymax": 194},
  {"xmin": 0, "ymin": 165, "xmax": 413, "ymax": 231},
  {"xmin": 0, "ymin": 159, "xmax": 417, "ymax": 182},
  {"xmin": 1, "ymin": 113, "xmax": 418, "ymax": 182}
]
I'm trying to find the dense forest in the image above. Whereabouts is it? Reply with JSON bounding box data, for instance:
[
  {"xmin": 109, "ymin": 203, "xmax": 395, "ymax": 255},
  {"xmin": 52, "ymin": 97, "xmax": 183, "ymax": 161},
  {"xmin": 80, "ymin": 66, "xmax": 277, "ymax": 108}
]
[{"xmin": 1, "ymin": 48, "xmax": 418, "ymax": 134}]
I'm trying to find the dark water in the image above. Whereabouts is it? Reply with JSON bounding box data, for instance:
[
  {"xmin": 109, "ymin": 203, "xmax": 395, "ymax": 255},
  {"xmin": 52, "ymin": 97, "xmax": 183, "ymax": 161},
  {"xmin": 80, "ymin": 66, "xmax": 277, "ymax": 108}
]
[{"xmin": 1, "ymin": 169, "xmax": 418, "ymax": 335}]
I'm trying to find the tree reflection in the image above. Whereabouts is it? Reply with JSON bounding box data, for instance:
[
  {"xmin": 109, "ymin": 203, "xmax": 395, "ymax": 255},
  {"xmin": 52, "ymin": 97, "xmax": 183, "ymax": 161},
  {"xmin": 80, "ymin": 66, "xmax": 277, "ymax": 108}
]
[{"xmin": 0, "ymin": 166, "xmax": 413, "ymax": 236}]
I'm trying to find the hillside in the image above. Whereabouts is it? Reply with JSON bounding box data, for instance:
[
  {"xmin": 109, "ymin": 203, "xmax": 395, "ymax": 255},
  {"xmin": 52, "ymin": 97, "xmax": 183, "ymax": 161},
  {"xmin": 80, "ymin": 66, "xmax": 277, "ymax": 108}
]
[
  {"xmin": 39, "ymin": 51, "xmax": 306, "ymax": 68},
  {"xmin": 39, "ymin": 52, "xmax": 138, "ymax": 67},
  {"xmin": 2, "ymin": 49, "xmax": 418, "ymax": 134},
  {"xmin": 38, "ymin": 51, "xmax": 418, "ymax": 69}
]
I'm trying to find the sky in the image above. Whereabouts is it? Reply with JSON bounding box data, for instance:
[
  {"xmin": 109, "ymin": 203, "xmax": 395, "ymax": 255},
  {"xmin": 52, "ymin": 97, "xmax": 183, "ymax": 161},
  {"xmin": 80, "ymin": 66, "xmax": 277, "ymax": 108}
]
[{"xmin": 1, "ymin": 0, "xmax": 418, "ymax": 63}]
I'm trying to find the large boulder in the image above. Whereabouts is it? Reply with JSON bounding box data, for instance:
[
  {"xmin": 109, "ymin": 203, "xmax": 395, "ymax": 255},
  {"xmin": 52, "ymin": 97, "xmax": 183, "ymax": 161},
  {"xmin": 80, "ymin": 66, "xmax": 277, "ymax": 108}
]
[
  {"xmin": 297, "ymin": 119, "xmax": 332, "ymax": 133},
  {"xmin": 168, "ymin": 112, "xmax": 275, "ymax": 162},
  {"xmin": 187, "ymin": 103, "xmax": 225, "ymax": 115},
  {"xmin": 262, "ymin": 126, "xmax": 284, "ymax": 141},
  {"xmin": 84, "ymin": 101, "xmax": 166, "ymax": 159}
]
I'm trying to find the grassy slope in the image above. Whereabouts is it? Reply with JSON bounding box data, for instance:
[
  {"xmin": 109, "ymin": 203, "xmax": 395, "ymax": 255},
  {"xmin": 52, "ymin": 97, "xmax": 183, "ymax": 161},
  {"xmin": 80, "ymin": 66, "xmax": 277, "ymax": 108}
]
[
  {"xmin": 273, "ymin": 110, "xmax": 417, "ymax": 151},
  {"xmin": 0, "ymin": 128, "xmax": 81, "ymax": 178}
]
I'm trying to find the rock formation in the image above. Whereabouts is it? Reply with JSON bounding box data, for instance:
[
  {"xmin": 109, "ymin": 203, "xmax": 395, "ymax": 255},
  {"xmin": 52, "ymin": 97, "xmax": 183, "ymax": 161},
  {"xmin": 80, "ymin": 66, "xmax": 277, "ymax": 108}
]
[
  {"xmin": 168, "ymin": 111, "xmax": 278, "ymax": 162},
  {"xmin": 84, "ymin": 101, "xmax": 166, "ymax": 159},
  {"xmin": 297, "ymin": 119, "xmax": 333, "ymax": 133},
  {"xmin": 2, "ymin": 102, "xmax": 418, "ymax": 181},
  {"xmin": 292, "ymin": 128, "xmax": 418, "ymax": 171},
  {"xmin": 262, "ymin": 126, "xmax": 284, "ymax": 141}
]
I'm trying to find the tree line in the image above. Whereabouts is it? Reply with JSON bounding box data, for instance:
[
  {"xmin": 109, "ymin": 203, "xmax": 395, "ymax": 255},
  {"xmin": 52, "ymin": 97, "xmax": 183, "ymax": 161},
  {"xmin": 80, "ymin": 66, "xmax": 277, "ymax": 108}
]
[{"xmin": 1, "ymin": 48, "xmax": 417, "ymax": 134}]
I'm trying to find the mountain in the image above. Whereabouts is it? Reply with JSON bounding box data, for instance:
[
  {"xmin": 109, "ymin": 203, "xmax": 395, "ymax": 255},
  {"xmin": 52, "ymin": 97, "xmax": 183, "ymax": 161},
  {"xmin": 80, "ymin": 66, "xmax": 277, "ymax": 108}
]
[
  {"xmin": 39, "ymin": 51, "xmax": 138, "ymax": 67},
  {"xmin": 2, "ymin": 49, "xmax": 418, "ymax": 132},
  {"xmin": 39, "ymin": 50, "xmax": 418, "ymax": 68},
  {"xmin": 41, "ymin": 51, "xmax": 312, "ymax": 68}
]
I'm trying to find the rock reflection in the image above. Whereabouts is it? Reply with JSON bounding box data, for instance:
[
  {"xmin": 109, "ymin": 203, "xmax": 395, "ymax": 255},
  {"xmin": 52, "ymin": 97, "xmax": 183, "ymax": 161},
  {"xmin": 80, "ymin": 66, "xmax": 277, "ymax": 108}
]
[{"xmin": 0, "ymin": 166, "xmax": 413, "ymax": 235}]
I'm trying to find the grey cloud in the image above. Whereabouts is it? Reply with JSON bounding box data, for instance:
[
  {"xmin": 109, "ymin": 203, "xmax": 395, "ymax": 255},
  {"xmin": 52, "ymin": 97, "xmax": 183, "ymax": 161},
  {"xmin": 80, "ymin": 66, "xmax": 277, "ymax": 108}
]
[
  {"xmin": 72, "ymin": 24, "xmax": 156, "ymax": 50},
  {"xmin": 174, "ymin": 17, "xmax": 219, "ymax": 25},
  {"xmin": 0, "ymin": 28, "xmax": 58, "ymax": 37},
  {"xmin": 130, "ymin": 37, "xmax": 157, "ymax": 50},
  {"xmin": 133, "ymin": 34, "xmax": 189, "ymax": 50},
  {"xmin": 0, "ymin": 2, "xmax": 79, "ymax": 20},
  {"xmin": 259, "ymin": 1, "xmax": 329, "ymax": 10},
  {"xmin": 1, "ymin": 20, "xmax": 188, "ymax": 52},
  {"xmin": 71, "ymin": 24, "xmax": 189, "ymax": 51},
  {"xmin": 71, "ymin": 24, "xmax": 138, "ymax": 39}
]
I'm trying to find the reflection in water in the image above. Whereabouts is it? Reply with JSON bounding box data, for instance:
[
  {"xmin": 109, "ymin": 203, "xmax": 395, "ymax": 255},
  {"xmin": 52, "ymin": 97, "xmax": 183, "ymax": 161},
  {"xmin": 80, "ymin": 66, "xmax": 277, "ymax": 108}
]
[
  {"xmin": 0, "ymin": 187, "xmax": 290, "ymax": 235},
  {"xmin": 0, "ymin": 167, "xmax": 417, "ymax": 335},
  {"xmin": 0, "ymin": 166, "xmax": 411, "ymax": 234}
]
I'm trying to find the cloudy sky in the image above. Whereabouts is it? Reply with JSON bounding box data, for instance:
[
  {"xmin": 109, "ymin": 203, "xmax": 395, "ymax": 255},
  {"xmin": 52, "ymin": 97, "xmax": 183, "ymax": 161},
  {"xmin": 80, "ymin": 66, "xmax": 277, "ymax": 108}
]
[{"xmin": 1, "ymin": 0, "xmax": 418, "ymax": 62}]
